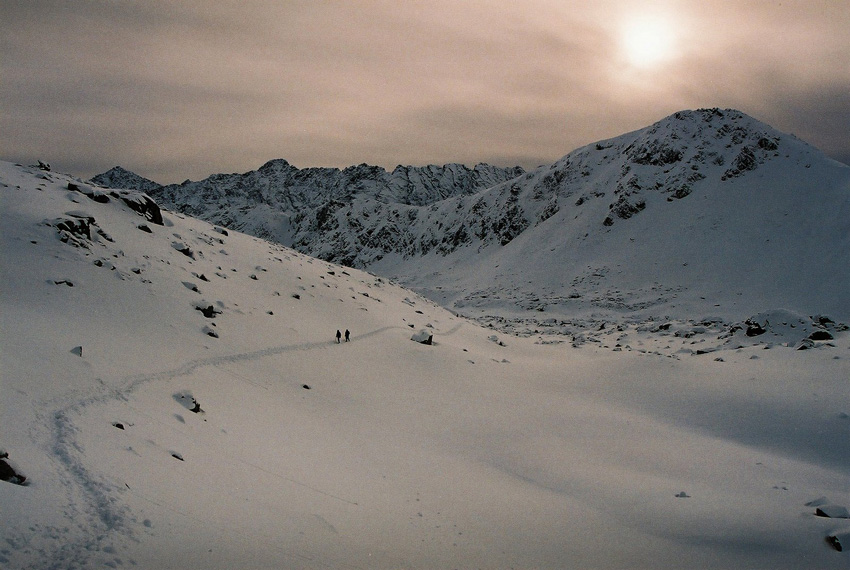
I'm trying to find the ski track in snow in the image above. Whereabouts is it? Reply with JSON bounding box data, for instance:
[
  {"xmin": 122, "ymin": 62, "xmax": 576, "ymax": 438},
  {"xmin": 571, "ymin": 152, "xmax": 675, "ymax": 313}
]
[{"xmin": 37, "ymin": 325, "xmax": 408, "ymax": 570}]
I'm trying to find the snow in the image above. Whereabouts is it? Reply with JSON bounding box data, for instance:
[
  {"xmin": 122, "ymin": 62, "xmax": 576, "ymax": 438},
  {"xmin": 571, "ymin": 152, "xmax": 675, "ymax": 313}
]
[
  {"xmin": 121, "ymin": 109, "xmax": 850, "ymax": 343},
  {"xmin": 2, "ymin": 156, "xmax": 849, "ymax": 569}
]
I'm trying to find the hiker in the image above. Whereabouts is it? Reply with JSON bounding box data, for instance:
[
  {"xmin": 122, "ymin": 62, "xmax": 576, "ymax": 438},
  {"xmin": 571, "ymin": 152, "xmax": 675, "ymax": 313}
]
[
  {"xmin": 336, "ymin": 329, "xmax": 341, "ymax": 343},
  {"xmin": 344, "ymin": 329, "xmax": 350, "ymax": 342}
]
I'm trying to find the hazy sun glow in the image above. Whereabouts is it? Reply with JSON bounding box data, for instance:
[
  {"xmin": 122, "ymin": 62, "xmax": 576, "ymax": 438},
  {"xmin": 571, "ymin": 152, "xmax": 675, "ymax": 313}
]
[{"xmin": 620, "ymin": 15, "xmax": 677, "ymax": 68}]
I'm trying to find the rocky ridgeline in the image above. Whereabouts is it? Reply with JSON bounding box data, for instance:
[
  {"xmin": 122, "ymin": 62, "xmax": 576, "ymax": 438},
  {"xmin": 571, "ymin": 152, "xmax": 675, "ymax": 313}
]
[{"xmin": 89, "ymin": 109, "xmax": 807, "ymax": 269}]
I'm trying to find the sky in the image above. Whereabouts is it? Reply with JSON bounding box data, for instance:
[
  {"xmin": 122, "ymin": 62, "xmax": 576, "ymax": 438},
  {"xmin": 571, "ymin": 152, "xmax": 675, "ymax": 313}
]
[{"xmin": 2, "ymin": 0, "xmax": 849, "ymax": 184}]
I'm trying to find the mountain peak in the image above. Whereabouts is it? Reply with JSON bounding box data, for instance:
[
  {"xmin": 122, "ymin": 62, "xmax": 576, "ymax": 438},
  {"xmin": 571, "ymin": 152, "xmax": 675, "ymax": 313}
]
[
  {"xmin": 257, "ymin": 158, "xmax": 295, "ymax": 172},
  {"xmin": 89, "ymin": 166, "xmax": 161, "ymax": 192}
]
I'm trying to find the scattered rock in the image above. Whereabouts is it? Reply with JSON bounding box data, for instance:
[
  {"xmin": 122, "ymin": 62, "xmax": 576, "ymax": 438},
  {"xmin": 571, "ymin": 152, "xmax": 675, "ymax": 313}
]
[
  {"xmin": 113, "ymin": 190, "xmax": 164, "ymax": 225},
  {"xmin": 674, "ymin": 491, "xmax": 691, "ymax": 498},
  {"xmin": 195, "ymin": 304, "xmax": 220, "ymax": 318},
  {"xmin": 809, "ymin": 330, "xmax": 834, "ymax": 341},
  {"xmin": 112, "ymin": 422, "xmax": 125, "ymax": 430},
  {"xmin": 745, "ymin": 320, "xmax": 766, "ymax": 337},
  {"xmin": 172, "ymin": 241, "xmax": 195, "ymax": 259},
  {"xmin": 826, "ymin": 535, "xmax": 843, "ymax": 552},
  {"xmin": 174, "ymin": 392, "xmax": 203, "ymax": 413},
  {"xmin": 50, "ymin": 213, "xmax": 96, "ymax": 247},
  {"xmin": 70, "ymin": 346, "xmax": 83, "ymax": 357},
  {"xmin": 0, "ymin": 452, "xmax": 27, "ymax": 486},
  {"xmin": 815, "ymin": 504, "xmax": 850, "ymax": 519},
  {"xmin": 68, "ymin": 181, "xmax": 110, "ymax": 203},
  {"xmin": 411, "ymin": 330, "xmax": 433, "ymax": 345},
  {"xmin": 171, "ymin": 453, "xmax": 184, "ymax": 461},
  {"xmin": 138, "ymin": 224, "xmax": 153, "ymax": 233}
]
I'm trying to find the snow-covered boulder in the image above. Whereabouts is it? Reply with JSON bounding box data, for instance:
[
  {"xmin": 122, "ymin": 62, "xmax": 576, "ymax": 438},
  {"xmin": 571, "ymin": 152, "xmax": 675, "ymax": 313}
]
[{"xmin": 410, "ymin": 329, "xmax": 433, "ymax": 345}]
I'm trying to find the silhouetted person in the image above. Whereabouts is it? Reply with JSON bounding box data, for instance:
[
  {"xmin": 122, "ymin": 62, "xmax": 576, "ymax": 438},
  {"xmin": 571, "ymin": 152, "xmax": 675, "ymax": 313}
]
[
  {"xmin": 336, "ymin": 329, "xmax": 341, "ymax": 344},
  {"xmin": 344, "ymin": 329, "xmax": 350, "ymax": 342}
]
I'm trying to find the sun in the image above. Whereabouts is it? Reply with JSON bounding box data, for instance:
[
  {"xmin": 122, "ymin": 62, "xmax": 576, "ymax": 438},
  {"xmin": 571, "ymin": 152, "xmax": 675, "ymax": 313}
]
[{"xmin": 620, "ymin": 15, "xmax": 677, "ymax": 68}]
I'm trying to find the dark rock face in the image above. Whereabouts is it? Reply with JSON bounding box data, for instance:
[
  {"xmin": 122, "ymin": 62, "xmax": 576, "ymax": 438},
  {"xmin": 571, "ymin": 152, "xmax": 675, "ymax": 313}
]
[
  {"xmin": 70, "ymin": 178, "xmax": 164, "ymax": 226},
  {"xmin": 195, "ymin": 304, "xmax": 220, "ymax": 318},
  {"xmin": 809, "ymin": 330, "xmax": 834, "ymax": 341},
  {"xmin": 53, "ymin": 214, "xmax": 94, "ymax": 242},
  {"xmin": 0, "ymin": 452, "xmax": 27, "ymax": 486},
  {"xmin": 114, "ymin": 192, "xmax": 164, "ymax": 225},
  {"xmin": 745, "ymin": 320, "xmax": 767, "ymax": 337}
]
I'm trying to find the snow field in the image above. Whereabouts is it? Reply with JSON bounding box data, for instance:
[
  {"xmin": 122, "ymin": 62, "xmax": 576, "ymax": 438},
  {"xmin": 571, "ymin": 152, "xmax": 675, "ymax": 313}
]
[{"xmin": 1, "ymin": 161, "xmax": 848, "ymax": 568}]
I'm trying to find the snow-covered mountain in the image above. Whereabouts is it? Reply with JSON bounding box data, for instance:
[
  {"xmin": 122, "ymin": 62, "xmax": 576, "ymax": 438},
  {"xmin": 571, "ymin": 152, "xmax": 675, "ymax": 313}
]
[
  {"xmin": 107, "ymin": 160, "xmax": 525, "ymax": 251},
  {"xmin": 379, "ymin": 108, "xmax": 850, "ymax": 334},
  {"xmin": 3, "ymin": 160, "xmax": 849, "ymax": 568},
  {"xmin": 89, "ymin": 165, "xmax": 162, "ymax": 194},
  {"xmin": 93, "ymin": 108, "xmax": 850, "ymax": 336}
]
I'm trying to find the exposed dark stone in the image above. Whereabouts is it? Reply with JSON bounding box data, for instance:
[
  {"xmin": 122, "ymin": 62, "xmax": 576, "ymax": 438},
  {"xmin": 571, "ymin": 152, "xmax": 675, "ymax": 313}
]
[
  {"xmin": 195, "ymin": 304, "xmax": 220, "ymax": 318},
  {"xmin": 112, "ymin": 422, "xmax": 125, "ymax": 430},
  {"xmin": 757, "ymin": 137, "xmax": 779, "ymax": 151},
  {"xmin": 826, "ymin": 535, "xmax": 843, "ymax": 552},
  {"xmin": 411, "ymin": 330, "xmax": 433, "ymax": 345},
  {"xmin": 722, "ymin": 146, "xmax": 758, "ymax": 179},
  {"xmin": 173, "ymin": 242, "xmax": 194, "ymax": 258},
  {"xmin": 113, "ymin": 191, "xmax": 164, "ymax": 225},
  {"xmin": 745, "ymin": 320, "xmax": 766, "ymax": 337},
  {"xmin": 52, "ymin": 214, "xmax": 94, "ymax": 242},
  {"xmin": 809, "ymin": 330, "xmax": 834, "ymax": 341},
  {"xmin": 0, "ymin": 454, "xmax": 27, "ymax": 486}
]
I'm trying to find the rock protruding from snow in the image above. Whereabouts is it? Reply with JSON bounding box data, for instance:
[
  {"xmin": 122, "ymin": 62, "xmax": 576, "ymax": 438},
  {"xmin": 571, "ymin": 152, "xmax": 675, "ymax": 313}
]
[
  {"xmin": 814, "ymin": 504, "xmax": 850, "ymax": 519},
  {"xmin": 411, "ymin": 330, "xmax": 433, "ymax": 345},
  {"xmin": 0, "ymin": 451, "xmax": 27, "ymax": 486}
]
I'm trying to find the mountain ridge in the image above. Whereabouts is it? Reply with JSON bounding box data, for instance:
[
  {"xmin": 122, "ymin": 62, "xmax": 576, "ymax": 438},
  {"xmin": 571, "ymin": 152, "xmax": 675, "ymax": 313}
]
[{"xmin": 88, "ymin": 108, "xmax": 850, "ymax": 325}]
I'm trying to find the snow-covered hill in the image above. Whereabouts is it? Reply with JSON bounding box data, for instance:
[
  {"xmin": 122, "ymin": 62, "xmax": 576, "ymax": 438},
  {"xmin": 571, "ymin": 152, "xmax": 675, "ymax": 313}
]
[
  {"xmin": 379, "ymin": 108, "xmax": 850, "ymax": 339},
  {"xmin": 2, "ymin": 160, "xmax": 849, "ymax": 568},
  {"xmin": 94, "ymin": 108, "xmax": 850, "ymax": 343}
]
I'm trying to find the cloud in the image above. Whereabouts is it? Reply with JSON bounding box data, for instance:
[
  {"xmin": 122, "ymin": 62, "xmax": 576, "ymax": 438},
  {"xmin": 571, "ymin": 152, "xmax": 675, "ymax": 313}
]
[{"xmin": 1, "ymin": 1, "xmax": 848, "ymax": 181}]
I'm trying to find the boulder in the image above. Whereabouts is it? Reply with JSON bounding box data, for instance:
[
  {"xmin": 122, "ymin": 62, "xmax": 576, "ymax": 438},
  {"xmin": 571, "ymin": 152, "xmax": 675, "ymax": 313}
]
[{"xmin": 411, "ymin": 330, "xmax": 433, "ymax": 345}]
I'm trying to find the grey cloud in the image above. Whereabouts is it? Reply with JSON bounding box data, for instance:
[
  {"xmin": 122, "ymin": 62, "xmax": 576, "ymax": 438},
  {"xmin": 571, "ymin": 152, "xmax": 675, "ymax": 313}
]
[{"xmin": 2, "ymin": 1, "xmax": 848, "ymax": 181}]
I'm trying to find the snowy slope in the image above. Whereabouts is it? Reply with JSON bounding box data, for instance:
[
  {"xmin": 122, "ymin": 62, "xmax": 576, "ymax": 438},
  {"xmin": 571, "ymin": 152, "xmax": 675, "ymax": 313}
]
[
  {"xmin": 374, "ymin": 108, "xmax": 850, "ymax": 335},
  {"xmin": 93, "ymin": 109, "xmax": 850, "ymax": 335},
  {"xmin": 3, "ymin": 160, "xmax": 849, "ymax": 569}
]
